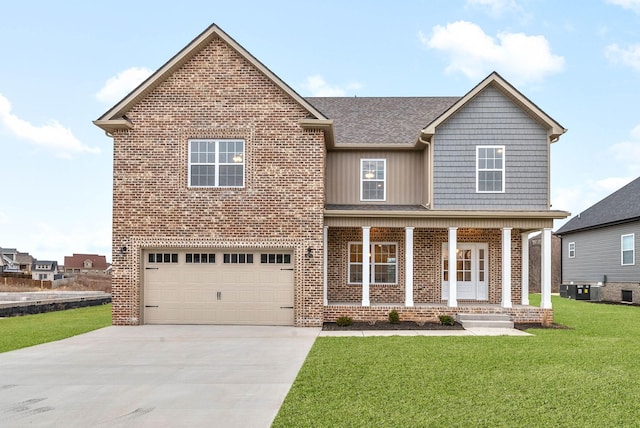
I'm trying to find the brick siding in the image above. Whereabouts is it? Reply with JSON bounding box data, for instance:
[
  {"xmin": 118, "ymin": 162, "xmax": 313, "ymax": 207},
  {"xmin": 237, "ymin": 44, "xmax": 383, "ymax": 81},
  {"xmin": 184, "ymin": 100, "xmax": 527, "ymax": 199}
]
[{"xmin": 111, "ymin": 36, "xmax": 325, "ymax": 326}]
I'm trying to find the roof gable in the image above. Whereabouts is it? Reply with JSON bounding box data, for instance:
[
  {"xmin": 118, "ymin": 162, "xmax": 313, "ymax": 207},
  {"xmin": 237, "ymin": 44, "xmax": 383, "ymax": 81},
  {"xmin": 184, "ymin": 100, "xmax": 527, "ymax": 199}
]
[
  {"xmin": 64, "ymin": 253, "xmax": 109, "ymax": 269},
  {"xmin": 421, "ymin": 72, "xmax": 566, "ymax": 143},
  {"xmin": 94, "ymin": 24, "xmax": 326, "ymax": 133},
  {"xmin": 557, "ymin": 176, "xmax": 640, "ymax": 234}
]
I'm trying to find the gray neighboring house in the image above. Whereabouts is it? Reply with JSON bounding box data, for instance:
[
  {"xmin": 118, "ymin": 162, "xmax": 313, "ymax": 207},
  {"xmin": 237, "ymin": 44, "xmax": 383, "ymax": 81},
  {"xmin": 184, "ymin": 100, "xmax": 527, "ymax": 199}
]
[
  {"xmin": 31, "ymin": 261, "xmax": 62, "ymax": 281},
  {"xmin": 556, "ymin": 176, "xmax": 640, "ymax": 303}
]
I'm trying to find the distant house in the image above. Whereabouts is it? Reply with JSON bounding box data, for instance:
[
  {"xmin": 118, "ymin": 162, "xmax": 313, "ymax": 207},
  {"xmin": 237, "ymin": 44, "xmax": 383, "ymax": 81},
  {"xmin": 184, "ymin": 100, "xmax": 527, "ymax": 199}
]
[
  {"xmin": 556, "ymin": 177, "xmax": 640, "ymax": 303},
  {"xmin": 63, "ymin": 254, "xmax": 110, "ymax": 274},
  {"xmin": 1, "ymin": 248, "xmax": 34, "ymax": 274},
  {"xmin": 31, "ymin": 261, "xmax": 62, "ymax": 281}
]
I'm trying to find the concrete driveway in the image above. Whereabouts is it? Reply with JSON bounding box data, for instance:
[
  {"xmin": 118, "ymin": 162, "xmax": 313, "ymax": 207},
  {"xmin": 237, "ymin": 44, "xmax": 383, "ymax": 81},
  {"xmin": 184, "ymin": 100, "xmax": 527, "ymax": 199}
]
[{"xmin": 0, "ymin": 325, "xmax": 320, "ymax": 427}]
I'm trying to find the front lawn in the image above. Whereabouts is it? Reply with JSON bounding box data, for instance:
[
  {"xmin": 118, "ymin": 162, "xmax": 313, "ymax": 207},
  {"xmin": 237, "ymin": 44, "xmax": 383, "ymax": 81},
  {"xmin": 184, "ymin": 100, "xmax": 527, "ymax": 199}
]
[
  {"xmin": 273, "ymin": 296, "xmax": 640, "ymax": 427},
  {"xmin": 0, "ymin": 304, "xmax": 112, "ymax": 353}
]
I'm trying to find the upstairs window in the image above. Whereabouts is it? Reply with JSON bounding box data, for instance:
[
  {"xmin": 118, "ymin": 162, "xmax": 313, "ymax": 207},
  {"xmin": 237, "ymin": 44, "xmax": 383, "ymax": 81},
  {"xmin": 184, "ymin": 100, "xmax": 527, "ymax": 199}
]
[
  {"xmin": 188, "ymin": 139, "xmax": 245, "ymax": 188},
  {"xmin": 360, "ymin": 159, "xmax": 386, "ymax": 201},
  {"xmin": 476, "ymin": 146, "xmax": 505, "ymax": 193},
  {"xmin": 622, "ymin": 234, "xmax": 635, "ymax": 266},
  {"xmin": 568, "ymin": 242, "xmax": 576, "ymax": 259}
]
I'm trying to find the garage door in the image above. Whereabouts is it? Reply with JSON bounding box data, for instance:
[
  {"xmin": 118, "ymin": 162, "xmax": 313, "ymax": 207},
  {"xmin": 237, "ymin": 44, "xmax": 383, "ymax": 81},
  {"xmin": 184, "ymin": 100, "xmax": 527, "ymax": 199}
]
[{"xmin": 143, "ymin": 250, "xmax": 294, "ymax": 325}]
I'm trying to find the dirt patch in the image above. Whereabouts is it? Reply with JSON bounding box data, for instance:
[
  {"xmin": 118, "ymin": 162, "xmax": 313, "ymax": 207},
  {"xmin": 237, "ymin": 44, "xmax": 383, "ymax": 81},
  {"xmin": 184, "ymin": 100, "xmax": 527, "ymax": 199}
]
[
  {"xmin": 323, "ymin": 321, "xmax": 464, "ymax": 331},
  {"xmin": 515, "ymin": 323, "xmax": 570, "ymax": 331},
  {"xmin": 0, "ymin": 274, "xmax": 111, "ymax": 293}
]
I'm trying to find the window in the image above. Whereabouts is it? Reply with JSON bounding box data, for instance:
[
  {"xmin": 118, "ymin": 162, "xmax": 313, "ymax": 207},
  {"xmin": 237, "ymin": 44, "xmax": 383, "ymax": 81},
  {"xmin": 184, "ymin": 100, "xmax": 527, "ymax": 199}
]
[
  {"xmin": 360, "ymin": 159, "xmax": 386, "ymax": 201},
  {"xmin": 188, "ymin": 139, "xmax": 245, "ymax": 187},
  {"xmin": 223, "ymin": 253, "xmax": 254, "ymax": 264},
  {"xmin": 185, "ymin": 253, "xmax": 216, "ymax": 263},
  {"xmin": 148, "ymin": 253, "xmax": 179, "ymax": 263},
  {"xmin": 476, "ymin": 146, "xmax": 505, "ymax": 192},
  {"xmin": 568, "ymin": 242, "xmax": 576, "ymax": 259},
  {"xmin": 348, "ymin": 242, "xmax": 397, "ymax": 284},
  {"xmin": 622, "ymin": 234, "xmax": 635, "ymax": 266},
  {"xmin": 261, "ymin": 253, "xmax": 291, "ymax": 264}
]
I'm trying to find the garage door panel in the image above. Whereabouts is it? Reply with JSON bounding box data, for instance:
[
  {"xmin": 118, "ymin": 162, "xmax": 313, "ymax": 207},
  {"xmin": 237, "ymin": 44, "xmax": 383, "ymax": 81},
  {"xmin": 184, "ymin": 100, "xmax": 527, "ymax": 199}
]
[{"xmin": 143, "ymin": 250, "xmax": 294, "ymax": 325}]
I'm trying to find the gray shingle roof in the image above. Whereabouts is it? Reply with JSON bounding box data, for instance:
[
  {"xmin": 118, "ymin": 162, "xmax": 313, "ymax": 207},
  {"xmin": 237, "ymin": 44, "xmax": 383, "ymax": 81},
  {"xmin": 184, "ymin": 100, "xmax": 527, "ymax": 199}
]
[
  {"xmin": 306, "ymin": 97, "xmax": 459, "ymax": 146},
  {"xmin": 556, "ymin": 176, "xmax": 640, "ymax": 234}
]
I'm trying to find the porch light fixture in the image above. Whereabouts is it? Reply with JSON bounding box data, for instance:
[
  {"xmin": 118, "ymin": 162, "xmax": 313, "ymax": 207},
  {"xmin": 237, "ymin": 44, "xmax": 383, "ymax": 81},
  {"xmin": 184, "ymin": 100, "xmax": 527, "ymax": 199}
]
[
  {"xmin": 306, "ymin": 247, "xmax": 313, "ymax": 258},
  {"xmin": 232, "ymin": 153, "xmax": 243, "ymax": 163},
  {"xmin": 119, "ymin": 246, "xmax": 128, "ymax": 254}
]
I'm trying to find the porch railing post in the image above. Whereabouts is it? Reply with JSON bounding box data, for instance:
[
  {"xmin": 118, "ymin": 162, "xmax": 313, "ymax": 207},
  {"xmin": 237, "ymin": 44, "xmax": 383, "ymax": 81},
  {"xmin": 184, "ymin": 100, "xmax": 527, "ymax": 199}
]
[
  {"xmin": 362, "ymin": 226, "xmax": 370, "ymax": 307},
  {"xmin": 521, "ymin": 231, "xmax": 530, "ymax": 305},
  {"xmin": 448, "ymin": 227, "xmax": 458, "ymax": 307},
  {"xmin": 405, "ymin": 227, "xmax": 414, "ymax": 307},
  {"xmin": 502, "ymin": 227, "xmax": 512, "ymax": 308},
  {"xmin": 541, "ymin": 228, "xmax": 552, "ymax": 309}
]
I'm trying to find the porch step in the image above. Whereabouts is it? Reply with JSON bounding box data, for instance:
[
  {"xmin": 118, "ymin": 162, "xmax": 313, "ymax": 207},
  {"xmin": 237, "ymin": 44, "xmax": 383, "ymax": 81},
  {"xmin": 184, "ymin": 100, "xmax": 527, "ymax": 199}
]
[{"xmin": 456, "ymin": 313, "xmax": 514, "ymax": 329}]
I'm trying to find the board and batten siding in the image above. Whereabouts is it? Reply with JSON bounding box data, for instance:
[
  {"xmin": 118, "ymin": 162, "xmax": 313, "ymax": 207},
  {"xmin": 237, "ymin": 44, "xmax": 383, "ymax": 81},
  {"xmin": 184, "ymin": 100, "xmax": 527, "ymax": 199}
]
[
  {"xmin": 325, "ymin": 150, "xmax": 425, "ymax": 205},
  {"xmin": 561, "ymin": 221, "xmax": 640, "ymax": 283},
  {"xmin": 432, "ymin": 86, "xmax": 549, "ymax": 210}
]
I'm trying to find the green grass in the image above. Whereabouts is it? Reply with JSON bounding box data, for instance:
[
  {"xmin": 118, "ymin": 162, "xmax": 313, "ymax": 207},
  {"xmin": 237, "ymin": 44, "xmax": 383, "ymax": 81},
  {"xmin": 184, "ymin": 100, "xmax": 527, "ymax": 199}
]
[
  {"xmin": 273, "ymin": 296, "xmax": 640, "ymax": 427},
  {"xmin": 0, "ymin": 304, "xmax": 112, "ymax": 353}
]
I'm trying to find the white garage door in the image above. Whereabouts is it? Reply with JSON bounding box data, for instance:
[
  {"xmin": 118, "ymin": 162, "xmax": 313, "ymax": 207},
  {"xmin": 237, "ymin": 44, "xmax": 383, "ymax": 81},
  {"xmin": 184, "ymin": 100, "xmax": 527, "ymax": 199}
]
[{"xmin": 143, "ymin": 250, "xmax": 294, "ymax": 325}]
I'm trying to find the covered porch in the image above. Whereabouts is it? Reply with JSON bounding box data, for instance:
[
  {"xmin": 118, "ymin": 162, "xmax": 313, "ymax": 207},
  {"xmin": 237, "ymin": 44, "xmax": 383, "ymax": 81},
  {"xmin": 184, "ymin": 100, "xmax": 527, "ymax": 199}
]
[{"xmin": 322, "ymin": 207, "xmax": 559, "ymax": 325}]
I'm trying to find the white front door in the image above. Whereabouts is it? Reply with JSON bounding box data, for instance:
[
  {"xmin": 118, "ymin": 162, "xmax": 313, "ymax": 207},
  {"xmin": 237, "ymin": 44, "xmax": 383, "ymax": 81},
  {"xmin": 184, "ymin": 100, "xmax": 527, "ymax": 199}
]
[{"xmin": 441, "ymin": 243, "xmax": 488, "ymax": 300}]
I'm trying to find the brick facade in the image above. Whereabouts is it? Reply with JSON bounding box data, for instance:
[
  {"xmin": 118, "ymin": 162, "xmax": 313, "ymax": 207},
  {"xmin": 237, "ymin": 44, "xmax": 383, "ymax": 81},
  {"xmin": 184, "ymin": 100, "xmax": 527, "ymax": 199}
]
[{"xmin": 110, "ymin": 36, "xmax": 325, "ymax": 326}]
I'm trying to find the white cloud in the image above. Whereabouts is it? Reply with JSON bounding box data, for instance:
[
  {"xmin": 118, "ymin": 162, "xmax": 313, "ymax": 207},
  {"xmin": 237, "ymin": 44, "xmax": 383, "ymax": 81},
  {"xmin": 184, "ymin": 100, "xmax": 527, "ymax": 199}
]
[
  {"xmin": 300, "ymin": 75, "xmax": 363, "ymax": 97},
  {"xmin": 96, "ymin": 67, "xmax": 152, "ymax": 103},
  {"xmin": 419, "ymin": 21, "xmax": 565, "ymax": 84},
  {"xmin": 0, "ymin": 93, "xmax": 99, "ymax": 156},
  {"xmin": 610, "ymin": 124, "xmax": 640, "ymax": 174},
  {"xmin": 605, "ymin": 43, "xmax": 640, "ymax": 71},
  {"xmin": 607, "ymin": 0, "xmax": 640, "ymax": 14},
  {"xmin": 465, "ymin": 0, "xmax": 520, "ymax": 17}
]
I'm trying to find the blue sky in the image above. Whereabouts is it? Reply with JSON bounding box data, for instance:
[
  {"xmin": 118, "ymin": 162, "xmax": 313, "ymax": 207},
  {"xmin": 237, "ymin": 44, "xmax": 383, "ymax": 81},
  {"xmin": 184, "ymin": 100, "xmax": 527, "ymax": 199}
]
[{"xmin": 1, "ymin": 0, "xmax": 639, "ymax": 263}]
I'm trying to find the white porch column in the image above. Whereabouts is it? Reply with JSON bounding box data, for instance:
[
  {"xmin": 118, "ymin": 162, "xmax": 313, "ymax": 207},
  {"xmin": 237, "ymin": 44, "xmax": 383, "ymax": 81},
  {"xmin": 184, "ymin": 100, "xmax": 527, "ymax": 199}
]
[
  {"xmin": 362, "ymin": 226, "xmax": 371, "ymax": 307},
  {"xmin": 323, "ymin": 226, "xmax": 328, "ymax": 306},
  {"xmin": 541, "ymin": 227, "xmax": 553, "ymax": 309},
  {"xmin": 405, "ymin": 227, "xmax": 414, "ymax": 307},
  {"xmin": 501, "ymin": 227, "xmax": 512, "ymax": 308},
  {"xmin": 448, "ymin": 227, "xmax": 458, "ymax": 307},
  {"xmin": 521, "ymin": 232, "xmax": 530, "ymax": 305}
]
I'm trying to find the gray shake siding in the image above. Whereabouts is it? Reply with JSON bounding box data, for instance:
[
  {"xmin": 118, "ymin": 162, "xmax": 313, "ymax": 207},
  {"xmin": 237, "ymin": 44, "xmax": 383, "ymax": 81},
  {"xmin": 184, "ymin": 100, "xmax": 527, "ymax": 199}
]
[
  {"xmin": 433, "ymin": 86, "xmax": 549, "ymax": 210},
  {"xmin": 561, "ymin": 220, "xmax": 640, "ymax": 283}
]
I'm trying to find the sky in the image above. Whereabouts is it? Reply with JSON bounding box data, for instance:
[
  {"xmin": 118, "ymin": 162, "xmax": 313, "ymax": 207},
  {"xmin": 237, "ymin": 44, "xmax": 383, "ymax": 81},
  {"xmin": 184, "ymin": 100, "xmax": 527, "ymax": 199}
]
[{"xmin": 1, "ymin": 0, "xmax": 639, "ymax": 264}]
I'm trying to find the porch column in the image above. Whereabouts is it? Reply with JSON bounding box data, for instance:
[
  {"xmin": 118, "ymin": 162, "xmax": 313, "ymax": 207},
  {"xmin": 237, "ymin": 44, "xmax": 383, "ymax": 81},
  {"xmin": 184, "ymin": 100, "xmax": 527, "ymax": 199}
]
[
  {"xmin": 323, "ymin": 226, "xmax": 328, "ymax": 306},
  {"xmin": 521, "ymin": 232, "xmax": 530, "ymax": 305},
  {"xmin": 405, "ymin": 227, "xmax": 414, "ymax": 307},
  {"xmin": 448, "ymin": 227, "xmax": 458, "ymax": 307},
  {"xmin": 362, "ymin": 226, "xmax": 371, "ymax": 307},
  {"xmin": 501, "ymin": 227, "xmax": 512, "ymax": 308},
  {"xmin": 541, "ymin": 228, "xmax": 552, "ymax": 309}
]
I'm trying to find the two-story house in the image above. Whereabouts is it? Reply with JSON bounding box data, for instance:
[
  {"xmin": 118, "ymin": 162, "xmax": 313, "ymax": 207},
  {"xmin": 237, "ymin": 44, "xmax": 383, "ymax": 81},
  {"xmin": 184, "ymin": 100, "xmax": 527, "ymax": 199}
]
[
  {"xmin": 63, "ymin": 253, "xmax": 110, "ymax": 274},
  {"xmin": 94, "ymin": 24, "xmax": 568, "ymax": 327},
  {"xmin": 31, "ymin": 260, "xmax": 60, "ymax": 281}
]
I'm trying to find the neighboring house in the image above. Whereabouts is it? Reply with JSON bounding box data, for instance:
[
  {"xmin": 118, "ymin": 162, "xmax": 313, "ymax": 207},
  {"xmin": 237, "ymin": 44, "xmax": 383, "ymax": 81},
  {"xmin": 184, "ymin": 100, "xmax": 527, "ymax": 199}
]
[
  {"xmin": 556, "ymin": 177, "xmax": 640, "ymax": 303},
  {"xmin": 63, "ymin": 253, "xmax": 110, "ymax": 274},
  {"xmin": 31, "ymin": 261, "xmax": 61, "ymax": 281},
  {"xmin": 0, "ymin": 248, "xmax": 33, "ymax": 274},
  {"xmin": 94, "ymin": 24, "xmax": 568, "ymax": 327}
]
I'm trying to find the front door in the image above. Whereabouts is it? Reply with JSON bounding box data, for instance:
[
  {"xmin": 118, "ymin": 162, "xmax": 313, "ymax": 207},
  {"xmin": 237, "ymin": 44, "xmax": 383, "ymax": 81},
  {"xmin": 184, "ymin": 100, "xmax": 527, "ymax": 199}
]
[{"xmin": 441, "ymin": 243, "xmax": 488, "ymax": 300}]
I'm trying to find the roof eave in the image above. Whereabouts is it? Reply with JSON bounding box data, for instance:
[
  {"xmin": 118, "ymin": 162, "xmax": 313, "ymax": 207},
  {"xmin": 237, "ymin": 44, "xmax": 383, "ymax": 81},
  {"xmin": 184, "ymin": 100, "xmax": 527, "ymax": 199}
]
[
  {"xmin": 95, "ymin": 24, "xmax": 327, "ymax": 130},
  {"xmin": 324, "ymin": 209, "xmax": 571, "ymax": 219},
  {"xmin": 93, "ymin": 119, "xmax": 133, "ymax": 133},
  {"xmin": 421, "ymin": 71, "xmax": 567, "ymax": 143}
]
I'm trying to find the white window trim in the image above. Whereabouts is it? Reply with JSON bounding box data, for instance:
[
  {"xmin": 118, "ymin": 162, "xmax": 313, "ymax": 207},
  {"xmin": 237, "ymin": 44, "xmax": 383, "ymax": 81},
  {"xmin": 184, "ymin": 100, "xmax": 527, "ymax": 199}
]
[
  {"xmin": 360, "ymin": 158, "xmax": 386, "ymax": 202},
  {"xmin": 348, "ymin": 241, "xmax": 397, "ymax": 285},
  {"xmin": 188, "ymin": 139, "xmax": 245, "ymax": 188},
  {"xmin": 621, "ymin": 233, "xmax": 635, "ymax": 266},
  {"xmin": 476, "ymin": 145, "xmax": 505, "ymax": 193},
  {"xmin": 568, "ymin": 242, "xmax": 576, "ymax": 259}
]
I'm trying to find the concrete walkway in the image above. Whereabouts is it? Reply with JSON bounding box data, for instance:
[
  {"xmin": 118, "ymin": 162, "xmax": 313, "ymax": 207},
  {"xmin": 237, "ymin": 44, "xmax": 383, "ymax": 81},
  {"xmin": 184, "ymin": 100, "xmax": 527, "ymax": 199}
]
[
  {"xmin": 319, "ymin": 328, "xmax": 532, "ymax": 337},
  {"xmin": 0, "ymin": 325, "xmax": 319, "ymax": 428}
]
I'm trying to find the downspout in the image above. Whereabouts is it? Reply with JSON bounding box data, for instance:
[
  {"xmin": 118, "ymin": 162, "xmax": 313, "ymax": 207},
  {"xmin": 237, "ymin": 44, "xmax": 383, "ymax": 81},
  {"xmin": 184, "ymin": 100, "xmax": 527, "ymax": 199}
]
[{"xmin": 418, "ymin": 133, "xmax": 432, "ymax": 208}]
